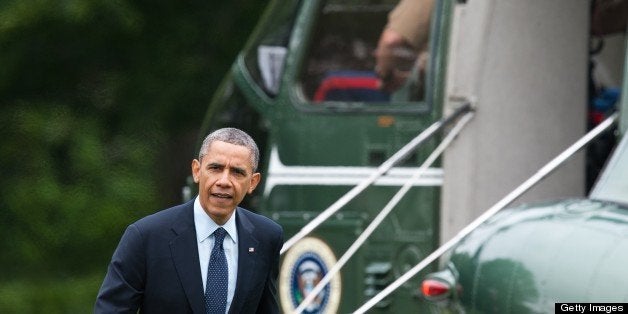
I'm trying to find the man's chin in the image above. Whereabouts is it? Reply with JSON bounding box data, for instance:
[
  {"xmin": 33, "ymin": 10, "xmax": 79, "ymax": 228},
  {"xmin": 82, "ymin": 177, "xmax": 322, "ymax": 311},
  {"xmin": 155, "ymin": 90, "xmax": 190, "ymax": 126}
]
[{"xmin": 205, "ymin": 207, "xmax": 235, "ymax": 224}]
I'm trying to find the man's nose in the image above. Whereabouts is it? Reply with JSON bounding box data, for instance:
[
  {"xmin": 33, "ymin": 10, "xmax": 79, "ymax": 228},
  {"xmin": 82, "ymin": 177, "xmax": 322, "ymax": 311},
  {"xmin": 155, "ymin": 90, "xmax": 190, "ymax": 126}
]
[{"xmin": 216, "ymin": 169, "xmax": 232, "ymax": 185}]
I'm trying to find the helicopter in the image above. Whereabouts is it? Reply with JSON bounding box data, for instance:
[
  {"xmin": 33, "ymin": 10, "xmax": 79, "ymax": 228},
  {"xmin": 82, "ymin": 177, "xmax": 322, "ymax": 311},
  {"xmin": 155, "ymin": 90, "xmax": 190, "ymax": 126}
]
[{"xmin": 187, "ymin": 0, "xmax": 627, "ymax": 312}]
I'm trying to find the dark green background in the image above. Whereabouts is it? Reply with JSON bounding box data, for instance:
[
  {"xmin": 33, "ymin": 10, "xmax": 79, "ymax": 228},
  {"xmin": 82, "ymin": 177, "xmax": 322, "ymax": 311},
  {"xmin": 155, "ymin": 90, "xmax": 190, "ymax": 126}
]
[{"xmin": 0, "ymin": 1, "xmax": 265, "ymax": 312}]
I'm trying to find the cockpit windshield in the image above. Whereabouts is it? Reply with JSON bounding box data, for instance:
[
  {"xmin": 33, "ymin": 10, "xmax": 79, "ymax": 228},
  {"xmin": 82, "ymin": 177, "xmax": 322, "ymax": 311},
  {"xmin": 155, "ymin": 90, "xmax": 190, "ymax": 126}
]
[
  {"xmin": 242, "ymin": 0, "xmax": 301, "ymax": 96},
  {"xmin": 299, "ymin": 0, "xmax": 430, "ymax": 105}
]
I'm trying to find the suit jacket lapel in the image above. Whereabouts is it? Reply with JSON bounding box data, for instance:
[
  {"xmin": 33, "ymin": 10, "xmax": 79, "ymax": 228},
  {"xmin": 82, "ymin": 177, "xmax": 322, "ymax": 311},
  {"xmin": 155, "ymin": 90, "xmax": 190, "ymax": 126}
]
[
  {"xmin": 170, "ymin": 201, "xmax": 206, "ymax": 314},
  {"xmin": 229, "ymin": 208, "xmax": 259, "ymax": 313}
]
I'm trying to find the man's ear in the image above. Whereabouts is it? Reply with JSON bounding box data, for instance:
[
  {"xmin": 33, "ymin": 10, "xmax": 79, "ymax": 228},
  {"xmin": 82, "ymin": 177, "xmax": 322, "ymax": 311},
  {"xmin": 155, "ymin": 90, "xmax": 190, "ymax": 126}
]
[
  {"xmin": 248, "ymin": 172, "xmax": 261, "ymax": 194},
  {"xmin": 191, "ymin": 159, "xmax": 201, "ymax": 183}
]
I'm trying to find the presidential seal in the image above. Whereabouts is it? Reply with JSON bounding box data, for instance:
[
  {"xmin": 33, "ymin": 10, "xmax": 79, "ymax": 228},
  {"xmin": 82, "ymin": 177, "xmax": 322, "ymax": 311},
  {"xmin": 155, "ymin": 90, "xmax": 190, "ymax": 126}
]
[{"xmin": 279, "ymin": 237, "xmax": 341, "ymax": 313}]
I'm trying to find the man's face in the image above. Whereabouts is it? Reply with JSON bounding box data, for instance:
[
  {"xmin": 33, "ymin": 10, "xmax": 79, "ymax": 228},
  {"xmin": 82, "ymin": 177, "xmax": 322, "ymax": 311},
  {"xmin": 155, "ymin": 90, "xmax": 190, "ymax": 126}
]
[{"xmin": 191, "ymin": 140, "xmax": 260, "ymax": 225}]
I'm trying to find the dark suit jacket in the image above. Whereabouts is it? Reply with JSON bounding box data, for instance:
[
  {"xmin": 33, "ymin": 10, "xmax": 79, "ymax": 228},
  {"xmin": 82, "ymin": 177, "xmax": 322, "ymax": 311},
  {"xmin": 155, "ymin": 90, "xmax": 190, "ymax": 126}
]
[{"xmin": 94, "ymin": 200, "xmax": 283, "ymax": 313}]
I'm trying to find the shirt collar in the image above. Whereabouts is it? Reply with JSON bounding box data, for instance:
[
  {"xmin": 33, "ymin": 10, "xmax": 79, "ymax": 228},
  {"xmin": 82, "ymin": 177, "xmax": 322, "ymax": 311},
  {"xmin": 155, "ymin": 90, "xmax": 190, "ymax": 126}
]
[{"xmin": 193, "ymin": 196, "xmax": 238, "ymax": 245}]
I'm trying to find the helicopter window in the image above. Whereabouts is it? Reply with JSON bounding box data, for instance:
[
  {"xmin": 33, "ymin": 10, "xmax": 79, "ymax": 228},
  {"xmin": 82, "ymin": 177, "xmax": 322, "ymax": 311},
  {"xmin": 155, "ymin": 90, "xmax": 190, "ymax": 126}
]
[
  {"xmin": 242, "ymin": 0, "xmax": 301, "ymax": 97},
  {"xmin": 300, "ymin": 0, "xmax": 430, "ymax": 105},
  {"xmin": 258, "ymin": 45, "xmax": 288, "ymax": 95}
]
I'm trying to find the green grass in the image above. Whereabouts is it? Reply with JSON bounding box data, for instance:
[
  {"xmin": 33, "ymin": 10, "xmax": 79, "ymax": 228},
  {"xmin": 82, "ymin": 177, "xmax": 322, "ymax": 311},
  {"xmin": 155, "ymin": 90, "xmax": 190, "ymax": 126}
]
[{"xmin": 0, "ymin": 272, "xmax": 103, "ymax": 314}]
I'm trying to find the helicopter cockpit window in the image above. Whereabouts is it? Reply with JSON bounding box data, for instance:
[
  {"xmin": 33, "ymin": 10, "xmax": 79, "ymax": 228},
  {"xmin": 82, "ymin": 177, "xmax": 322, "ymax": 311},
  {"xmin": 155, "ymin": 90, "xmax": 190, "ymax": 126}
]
[
  {"xmin": 300, "ymin": 0, "xmax": 430, "ymax": 105},
  {"xmin": 242, "ymin": 1, "xmax": 300, "ymax": 97}
]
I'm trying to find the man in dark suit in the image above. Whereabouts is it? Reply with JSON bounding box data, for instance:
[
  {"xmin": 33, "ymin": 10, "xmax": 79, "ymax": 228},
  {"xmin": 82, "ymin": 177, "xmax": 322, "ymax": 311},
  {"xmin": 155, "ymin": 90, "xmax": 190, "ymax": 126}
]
[{"xmin": 95, "ymin": 128, "xmax": 283, "ymax": 313}]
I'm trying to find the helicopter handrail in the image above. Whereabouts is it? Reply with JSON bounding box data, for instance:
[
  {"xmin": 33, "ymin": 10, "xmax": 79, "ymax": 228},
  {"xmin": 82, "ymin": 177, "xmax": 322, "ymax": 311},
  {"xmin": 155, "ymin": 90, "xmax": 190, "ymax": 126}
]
[
  {"xmin": 294, "ymin": 110, "xmax": 476, "ymax": 314},
  {"xmin": 280, "ymin": 103, "xmax": 473, "ymax": 255},
  {"xmin": 352, "ymin": 112, "xmax": 619, "ymax": 314}
]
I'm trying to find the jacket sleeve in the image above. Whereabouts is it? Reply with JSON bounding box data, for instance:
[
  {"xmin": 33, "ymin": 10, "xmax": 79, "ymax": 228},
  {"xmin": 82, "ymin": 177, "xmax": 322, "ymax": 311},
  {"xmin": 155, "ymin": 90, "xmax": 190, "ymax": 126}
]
[{"xmin": 94, "ymin": 224, "xmax": 146, "ymax": 314}]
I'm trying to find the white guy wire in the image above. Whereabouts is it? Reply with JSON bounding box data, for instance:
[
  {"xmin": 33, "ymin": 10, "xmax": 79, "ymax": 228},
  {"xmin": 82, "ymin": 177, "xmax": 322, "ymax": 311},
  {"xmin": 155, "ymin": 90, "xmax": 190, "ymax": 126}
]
[
  {"xmin": 353, "ymin": 112, "xmax": 618, "ymax": 314},
  {"xmin": 294, "ymin": 112, "xmax": 475, "ymax": 314},
  {"xmin": 280, "ymin": 105, "xmax": 471, "ymax": 255}
]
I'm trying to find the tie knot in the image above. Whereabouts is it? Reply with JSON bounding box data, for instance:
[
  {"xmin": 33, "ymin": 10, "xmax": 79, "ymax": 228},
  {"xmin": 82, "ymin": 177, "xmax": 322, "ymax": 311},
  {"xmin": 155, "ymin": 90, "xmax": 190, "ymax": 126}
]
[{"xmin": 213, "ymin": 227, "xmax": 226, "ymax": 246}]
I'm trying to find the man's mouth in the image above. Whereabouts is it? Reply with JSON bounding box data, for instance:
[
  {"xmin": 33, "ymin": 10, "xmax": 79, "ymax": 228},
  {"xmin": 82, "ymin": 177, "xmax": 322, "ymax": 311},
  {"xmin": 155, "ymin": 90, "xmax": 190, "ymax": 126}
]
[{"xmin": 211, "ymin": 192, "xmax": 232, "ymax": 199}]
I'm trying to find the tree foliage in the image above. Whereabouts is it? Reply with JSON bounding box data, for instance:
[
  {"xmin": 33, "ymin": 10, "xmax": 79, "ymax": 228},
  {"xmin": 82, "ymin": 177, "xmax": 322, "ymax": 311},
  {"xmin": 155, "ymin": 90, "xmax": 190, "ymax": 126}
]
[{"xmin": 0, "ymin": 0, "xmax": 266, "ymax": 280}]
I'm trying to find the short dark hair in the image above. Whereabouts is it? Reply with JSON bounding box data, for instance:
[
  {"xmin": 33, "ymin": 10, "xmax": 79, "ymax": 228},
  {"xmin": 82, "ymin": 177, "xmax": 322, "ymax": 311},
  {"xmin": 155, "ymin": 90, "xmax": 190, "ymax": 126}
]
[{"xmin": 198, "ymin": 128, "xmax": 260, "ymax": 171}]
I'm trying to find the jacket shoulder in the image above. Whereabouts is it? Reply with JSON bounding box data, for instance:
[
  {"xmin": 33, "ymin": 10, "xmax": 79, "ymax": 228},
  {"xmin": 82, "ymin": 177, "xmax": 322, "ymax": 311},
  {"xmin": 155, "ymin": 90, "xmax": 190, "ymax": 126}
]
[{"xmin": 133, "ymin": 200, "xmax": 193, "ymax": 231}]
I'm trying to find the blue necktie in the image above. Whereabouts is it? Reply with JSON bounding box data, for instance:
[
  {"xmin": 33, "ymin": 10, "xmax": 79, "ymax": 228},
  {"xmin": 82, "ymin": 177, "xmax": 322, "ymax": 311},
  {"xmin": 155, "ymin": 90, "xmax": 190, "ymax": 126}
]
[{"xmin": 205, "ymin": 227, "xmax": 228, "ymax": 314}]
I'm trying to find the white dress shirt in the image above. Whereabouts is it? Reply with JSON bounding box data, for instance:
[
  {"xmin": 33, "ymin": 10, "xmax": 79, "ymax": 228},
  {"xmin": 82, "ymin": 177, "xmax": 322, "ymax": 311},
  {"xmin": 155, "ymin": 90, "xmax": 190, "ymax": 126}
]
[{"xmin": 194, "ymin": 196, "xmax": 238, "ymax": 313}]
